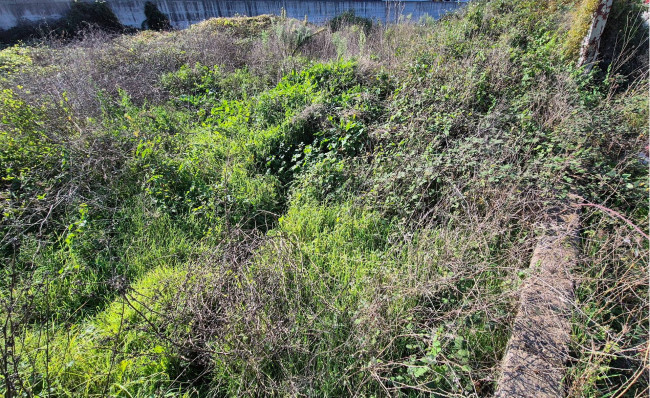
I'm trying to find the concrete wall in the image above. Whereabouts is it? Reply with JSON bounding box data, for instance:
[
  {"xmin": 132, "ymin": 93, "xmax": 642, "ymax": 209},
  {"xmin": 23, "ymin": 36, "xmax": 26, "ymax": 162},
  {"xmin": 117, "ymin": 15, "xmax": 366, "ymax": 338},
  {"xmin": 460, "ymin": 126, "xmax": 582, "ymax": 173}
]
[
  {"xmin": 0, "ymin": 0, "xmax": 465, "ymax": 30},
  {"xmin": 0, "ymin": 0, "xmax": 70, "ymax": 30}
]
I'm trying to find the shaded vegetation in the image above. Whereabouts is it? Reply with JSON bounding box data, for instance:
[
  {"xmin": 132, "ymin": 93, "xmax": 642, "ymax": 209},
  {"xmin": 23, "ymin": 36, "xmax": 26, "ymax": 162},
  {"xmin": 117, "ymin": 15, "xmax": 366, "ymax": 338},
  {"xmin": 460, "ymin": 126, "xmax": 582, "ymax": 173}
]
[
  {"xmin": 329, "ymin": 10, "xmax": 373, "ymax": 34},
  {"xmin": 0, "ymin": 1, "xmax": 647, "ymax": 397},
  {"xmin": 143, "ymin": 1, "xmax": 172, "ymax": 31},
  {"xmin": 0, "ymin": 0, "xmax": 173, "ymax": 47},
  {"xmin": 0, "ymin": 1, "xmax": 127, "ymax": 46}
]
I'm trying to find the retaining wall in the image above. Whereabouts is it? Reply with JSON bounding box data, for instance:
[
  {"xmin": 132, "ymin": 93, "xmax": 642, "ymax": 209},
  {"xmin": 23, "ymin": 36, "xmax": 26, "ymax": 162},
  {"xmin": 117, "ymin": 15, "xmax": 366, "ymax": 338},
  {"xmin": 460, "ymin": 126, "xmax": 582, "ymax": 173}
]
[{"xmin": 0, "ymin": 0, "xmax": 465, "ymax": 30}]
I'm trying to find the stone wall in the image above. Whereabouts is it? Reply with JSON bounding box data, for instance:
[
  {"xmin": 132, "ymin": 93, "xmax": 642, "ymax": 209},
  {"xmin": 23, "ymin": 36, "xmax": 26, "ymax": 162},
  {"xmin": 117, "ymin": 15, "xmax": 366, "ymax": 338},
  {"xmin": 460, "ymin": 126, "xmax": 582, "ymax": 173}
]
[{"xmin": 0, "ymin": 0, "xmax": 465, "ymax": 30}]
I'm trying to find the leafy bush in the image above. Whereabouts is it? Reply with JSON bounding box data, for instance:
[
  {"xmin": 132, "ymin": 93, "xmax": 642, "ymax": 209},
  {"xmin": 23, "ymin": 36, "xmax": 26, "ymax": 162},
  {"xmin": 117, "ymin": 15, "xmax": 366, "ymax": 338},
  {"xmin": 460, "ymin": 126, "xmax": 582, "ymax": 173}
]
[
  {"xmin": 329, "ymin": 10, "xmax": 373, "ymax": 35},
  {"xmin": 66, "ymin": 0, "xmax": 124, "ymax": 33},
  {"xmin": 143, "ymin": 1, "xmax": 172, "ymax": 31}
]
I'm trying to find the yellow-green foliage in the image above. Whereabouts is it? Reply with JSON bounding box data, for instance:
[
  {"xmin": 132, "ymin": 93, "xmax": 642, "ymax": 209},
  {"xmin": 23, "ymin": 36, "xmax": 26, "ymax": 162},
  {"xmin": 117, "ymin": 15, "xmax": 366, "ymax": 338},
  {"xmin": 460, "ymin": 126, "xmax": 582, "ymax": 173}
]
[
  {"xmin": 0, "ymin": 45, "xmax": 33, "ymax": 77},
  {"xmin": 565, "ymin": 0, "xmax": 601, "ymax": 57},
  {"xmin": 188, "ymin": 14, "xmax": 278, "ymax": 36},
  {"xmin": 128, "ymin": 29, "xmax": 170, "ymax": 44},
  {"xmin": 17, "ymin": 266, "xmax": 185, "ymax": 396}
]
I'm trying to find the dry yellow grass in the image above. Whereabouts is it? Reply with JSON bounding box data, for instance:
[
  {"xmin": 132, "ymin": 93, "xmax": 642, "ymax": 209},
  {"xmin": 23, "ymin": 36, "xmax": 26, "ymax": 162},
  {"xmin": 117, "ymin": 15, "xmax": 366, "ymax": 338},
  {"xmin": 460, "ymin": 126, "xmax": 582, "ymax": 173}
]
[
  {"xmin": 565, "ymin": 0, "xmax": 602, "ymax": 58},
  {"xmin": 188, "ymin": 14, "xmax": 278, "ymax": 36}
]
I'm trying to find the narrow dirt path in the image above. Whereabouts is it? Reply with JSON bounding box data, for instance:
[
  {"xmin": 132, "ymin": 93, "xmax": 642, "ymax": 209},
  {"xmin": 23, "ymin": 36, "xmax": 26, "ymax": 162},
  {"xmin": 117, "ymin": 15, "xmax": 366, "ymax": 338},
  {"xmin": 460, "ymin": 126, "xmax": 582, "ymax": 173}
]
[{"xmin": 495, "ymin": 206, "xmax": 580, "ymax": 398}]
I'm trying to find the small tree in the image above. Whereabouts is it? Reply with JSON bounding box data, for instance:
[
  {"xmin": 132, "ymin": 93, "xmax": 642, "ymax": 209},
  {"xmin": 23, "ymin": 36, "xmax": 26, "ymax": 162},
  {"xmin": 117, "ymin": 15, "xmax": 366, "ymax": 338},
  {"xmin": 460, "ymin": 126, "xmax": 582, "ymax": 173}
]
[
  {"xmin": 67, "ymin": 1, "xmax": 124, "ymax": 33},
  {"xmin": 143, "ymin": 1, "xmax": 171, "ymax": 31},
  {"xmin": 329, "ymin": 10, "xmax": 372, "ymax": 34}
]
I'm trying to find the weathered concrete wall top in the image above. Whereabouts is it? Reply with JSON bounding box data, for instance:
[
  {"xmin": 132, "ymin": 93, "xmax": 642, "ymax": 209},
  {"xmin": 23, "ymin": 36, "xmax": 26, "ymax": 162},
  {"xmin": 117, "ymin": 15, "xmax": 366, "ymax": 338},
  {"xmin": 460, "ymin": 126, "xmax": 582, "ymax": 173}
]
[{"xmin": 0, "ymin": 0, "xmax": 465, "ymax": 30}]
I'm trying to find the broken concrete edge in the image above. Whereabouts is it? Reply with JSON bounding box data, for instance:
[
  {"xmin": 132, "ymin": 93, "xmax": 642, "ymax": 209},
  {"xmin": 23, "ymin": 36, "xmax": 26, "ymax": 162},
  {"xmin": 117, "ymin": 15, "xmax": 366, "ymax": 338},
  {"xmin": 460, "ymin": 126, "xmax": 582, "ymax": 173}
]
[
  {"xmin": 578, "ymin": 0, "xmax": 613, "ymax": 72},
  {"xmin": 494, "ymin": 203, "xmax": 580, "ymax": 398}
]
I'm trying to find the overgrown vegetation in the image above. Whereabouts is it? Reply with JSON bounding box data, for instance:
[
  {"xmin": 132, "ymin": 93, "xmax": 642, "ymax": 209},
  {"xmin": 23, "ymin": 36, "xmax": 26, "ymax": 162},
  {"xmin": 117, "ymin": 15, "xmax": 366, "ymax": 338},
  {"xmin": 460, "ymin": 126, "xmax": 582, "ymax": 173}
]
[
  {"xmin": 0, "ymin": 1, "xmax": 647, "ymax": 396},
  {"xmin": 329, "ymin": 10, "xmax": 373, "ymax": 34}
]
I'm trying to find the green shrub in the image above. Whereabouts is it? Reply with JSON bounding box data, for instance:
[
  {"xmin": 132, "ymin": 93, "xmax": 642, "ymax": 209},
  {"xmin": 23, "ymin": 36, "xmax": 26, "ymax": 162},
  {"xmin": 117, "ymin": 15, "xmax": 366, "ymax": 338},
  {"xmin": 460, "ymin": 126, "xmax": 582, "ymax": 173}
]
[
  {"xmin": 329, "ymin": 10, "xmax": 373, "ymax": 34},
  {"xmin": 66, "ymin": 0, "xmax": 124, "ymax": 33},
  {"xmin": 143, "ymin": 1, "xmax": 172, "ymax": 31}
]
